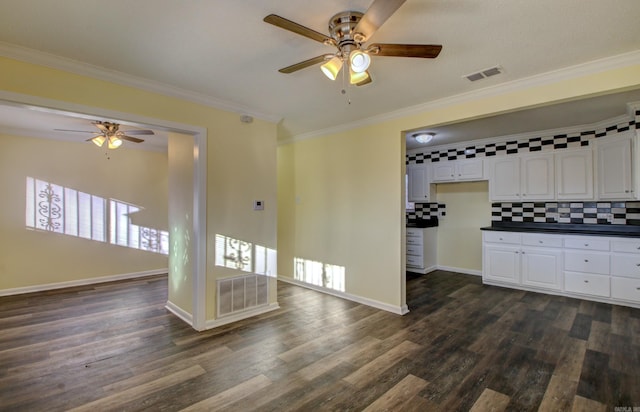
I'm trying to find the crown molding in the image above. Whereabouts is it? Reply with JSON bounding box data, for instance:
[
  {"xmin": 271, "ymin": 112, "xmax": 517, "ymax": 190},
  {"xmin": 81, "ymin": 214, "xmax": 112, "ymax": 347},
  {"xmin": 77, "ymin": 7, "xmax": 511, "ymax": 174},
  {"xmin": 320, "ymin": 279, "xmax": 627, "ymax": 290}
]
[
  {"xmin": 284, "ymin": 49, "xmax": 640, "ymax": 145},
  {"xmin": 0, "ymin": 41, "xmax": 282, "ymax": 124},
  {"xmin": 406, "ymin": 113, "xmax": 632, "ymax": 155}
]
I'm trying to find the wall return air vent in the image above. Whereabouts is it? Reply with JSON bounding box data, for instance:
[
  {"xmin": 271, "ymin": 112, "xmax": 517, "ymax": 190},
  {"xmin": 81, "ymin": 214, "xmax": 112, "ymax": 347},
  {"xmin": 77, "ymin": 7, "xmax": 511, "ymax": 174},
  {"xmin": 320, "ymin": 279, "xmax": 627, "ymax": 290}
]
[{"xmin": 463, "ymin": 65, "xmax": 503, "ymax": 82}]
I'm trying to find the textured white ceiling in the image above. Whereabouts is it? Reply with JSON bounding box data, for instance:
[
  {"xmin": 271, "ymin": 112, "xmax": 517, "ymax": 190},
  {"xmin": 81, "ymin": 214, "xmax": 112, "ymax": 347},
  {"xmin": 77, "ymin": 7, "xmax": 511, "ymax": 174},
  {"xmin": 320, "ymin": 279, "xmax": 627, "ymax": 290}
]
[{"xmin": 0, "ymin": 0, "xmax": 639, "ymax": 147}]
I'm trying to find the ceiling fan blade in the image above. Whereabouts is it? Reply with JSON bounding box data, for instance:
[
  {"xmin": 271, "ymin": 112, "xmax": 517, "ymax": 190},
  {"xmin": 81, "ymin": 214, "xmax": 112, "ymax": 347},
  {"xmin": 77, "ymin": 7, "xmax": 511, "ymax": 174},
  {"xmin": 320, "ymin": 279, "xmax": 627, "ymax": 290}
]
[
  {"xmin": 54, "ymin": 129, "xmax": 98, "ymax": 134},
  {"xmin": 354, "ymin": 0, "xmax": 407, "ymax": 40},
  {"xmin": 279, "ymin": 54, "xmax": 333, "ymax": 74},
  {"xmin": 121, "ymin": 135, "xmax": 145, "ymax": 143},
  {"xmin": 124, "ymin": 129, "xmax": 155, "ymax": 135},
  {"xmin": 264, "ymin": 14, "xmax": 334, "ymax": 45},
  {"xmin": 368, "ymin": 43, "xmax": 442, "ymax": 58}
]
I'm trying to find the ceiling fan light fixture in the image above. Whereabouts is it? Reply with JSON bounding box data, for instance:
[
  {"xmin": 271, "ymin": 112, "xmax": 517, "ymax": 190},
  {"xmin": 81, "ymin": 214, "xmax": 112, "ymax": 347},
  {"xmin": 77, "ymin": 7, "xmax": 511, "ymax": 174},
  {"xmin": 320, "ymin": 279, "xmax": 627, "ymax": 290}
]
[
  {"xmin": 349, "ymin": 50, "xmax": 371, "ymax": 73},
  {"xmin": 92, "ymin": 135, "xmax": 107, "ymax": 147},
  {"xmin": 320, "ymin": 56, "xmax": 343, "ymax": 80},
  {"xmin": 108, "ymin": 136, "xmax": 123, "ymax": 149},
  {"xmin": 413, "ymin": 132, "xmax": 435, "ymax": 144},
  {"xmin": 349, "ymin": 68, "xmax": 370, "ymax": 85}
]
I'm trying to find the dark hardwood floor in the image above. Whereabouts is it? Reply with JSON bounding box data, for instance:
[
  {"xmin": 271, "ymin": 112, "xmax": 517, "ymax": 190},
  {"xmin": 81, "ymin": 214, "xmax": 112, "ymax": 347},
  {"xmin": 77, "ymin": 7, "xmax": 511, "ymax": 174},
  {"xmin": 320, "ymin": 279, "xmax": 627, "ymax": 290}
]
[{"xmin": 1, "ymin": 271, "xmax": 639, "ymax": 411}]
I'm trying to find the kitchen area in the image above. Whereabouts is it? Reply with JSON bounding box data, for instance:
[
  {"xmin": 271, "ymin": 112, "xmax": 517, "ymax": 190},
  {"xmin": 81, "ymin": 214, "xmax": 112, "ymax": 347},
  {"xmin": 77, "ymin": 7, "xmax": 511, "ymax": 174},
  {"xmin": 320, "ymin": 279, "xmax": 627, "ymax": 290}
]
[{"xmin": 405, "ymin": 93, "xmax": 640, "ymax": 310}]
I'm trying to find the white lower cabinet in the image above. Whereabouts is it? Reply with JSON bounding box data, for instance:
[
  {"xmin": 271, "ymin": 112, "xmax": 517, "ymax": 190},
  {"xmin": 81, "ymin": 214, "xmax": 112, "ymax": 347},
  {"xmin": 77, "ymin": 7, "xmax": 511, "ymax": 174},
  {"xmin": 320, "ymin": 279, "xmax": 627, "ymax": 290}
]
[
  {"xmin": 483, "ymin": 232, "xmax": 562, "ymax": 291},
  {"xmin": 564, "ymin": 272, "xmax": 610, "ymax": 297},
  {"xmin": 610, "ymin": 239, "xmax": 640, "ymax": 304},
  {"xmin": 521, "ymin": 247, "xmax": 563, "ymax": 290},
  {"xmin": 483, "ymin": 230, "xmax": 640, "ymax": 308},
  {"xmin": 406, "ymin": 227, "xmax": 437, "ymax": 274}
]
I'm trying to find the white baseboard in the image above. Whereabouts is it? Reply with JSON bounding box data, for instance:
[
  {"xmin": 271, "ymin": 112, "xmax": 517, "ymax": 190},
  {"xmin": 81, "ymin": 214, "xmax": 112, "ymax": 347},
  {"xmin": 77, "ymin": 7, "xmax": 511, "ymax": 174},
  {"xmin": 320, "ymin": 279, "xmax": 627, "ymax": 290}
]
[
  {"xmin": 204, "ymin": 303, "xmax": 280, "ymax": 330},
  {"xmin": 165, "ymin": 300, "xmax": 194, "ymax": 327},
  {"xmin": 0, "ymin": 268, "xmax": 168, "ymax": 296},
  {"xmin": 436, "ymin": 265, "xmax": 482, "ymax": 277},
  {"xmin": 278, "ymin": 277, "xmax": 409, "ymax": 315}
]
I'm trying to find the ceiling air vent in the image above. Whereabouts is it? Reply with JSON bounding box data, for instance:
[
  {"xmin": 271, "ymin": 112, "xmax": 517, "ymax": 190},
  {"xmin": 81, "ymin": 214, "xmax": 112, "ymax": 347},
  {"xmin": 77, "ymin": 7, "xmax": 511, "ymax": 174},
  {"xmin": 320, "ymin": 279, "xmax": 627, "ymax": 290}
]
[{"xmin": 463, "ymin": 65, "xmax": 503, "ymax": 82}]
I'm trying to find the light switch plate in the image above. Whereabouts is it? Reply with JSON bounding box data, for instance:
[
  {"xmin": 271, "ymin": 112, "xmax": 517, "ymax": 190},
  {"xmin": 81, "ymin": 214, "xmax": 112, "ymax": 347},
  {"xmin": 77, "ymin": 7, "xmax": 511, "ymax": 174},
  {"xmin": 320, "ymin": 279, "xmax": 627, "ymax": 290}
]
[{"xmin": 253, "ymin": 200, "xmax": 264, "ymax": 210}]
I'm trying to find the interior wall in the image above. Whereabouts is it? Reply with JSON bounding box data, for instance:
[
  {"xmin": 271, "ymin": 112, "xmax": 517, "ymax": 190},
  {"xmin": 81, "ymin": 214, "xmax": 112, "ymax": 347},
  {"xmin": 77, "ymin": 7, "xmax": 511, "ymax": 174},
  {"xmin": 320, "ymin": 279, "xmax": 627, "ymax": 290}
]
[
  {"xmin": 435, "ymin": 181, "xmax": 491, "ymax": 273},
  {"xmin": 278, "ymin": 62, "xmax": 639, "ymax": 312},
  {"xmin": 0, "ymin": 56, "xmax": 278, "ymax": 323},
  {"xmin": 277, "ymin": 123, "xmax": 405, "ymax": 310},
  {"xmin": 0, "ymin": 133, "xmax": 168, "ymax": 291},
  {"xmin": 167, "ymin": 132, "xmax": 195, "ymax": 314}
]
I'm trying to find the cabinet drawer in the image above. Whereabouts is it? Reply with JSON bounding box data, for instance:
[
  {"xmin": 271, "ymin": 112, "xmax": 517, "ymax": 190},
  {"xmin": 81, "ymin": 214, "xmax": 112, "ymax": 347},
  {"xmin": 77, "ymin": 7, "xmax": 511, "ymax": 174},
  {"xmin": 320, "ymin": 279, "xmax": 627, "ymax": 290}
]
[
  {"xmin": 406, "ymin": 244, "xmax": 423, "ymax": 256},
  {"xmin": 564, "ymin": 251, "xmax": 609, "ymax": 275},
  {"xmin": 407, "ymin": 255, "xmax": 423, "ymax": 267},
  {"xmin": 611, "ymin": 240, "xmax": 640, "ymax": 254},
  {"xmin": 611, "ymin": 254, "xmax": 640, "ymax": 279},
  {"xmin": 483, "ymin": 231, "xmax": 521, "ymax": 245},
  {"xmin": 522, "ymin": 234, "xmax": 563, "ymax": 248},
  {"xmin": 564, "ymin": 271, "xmax": 610, "ymax": 297},
  {"xmin": 611, "ymin": 277, "xmax": 640, "ymax": 303},
  {"xmin": 564, "ymin": 237, "xmax": 610, "ymax": 251},
  {"xmin": 406, "ymin": 236, "xmax": 423, "ymax": 246}
]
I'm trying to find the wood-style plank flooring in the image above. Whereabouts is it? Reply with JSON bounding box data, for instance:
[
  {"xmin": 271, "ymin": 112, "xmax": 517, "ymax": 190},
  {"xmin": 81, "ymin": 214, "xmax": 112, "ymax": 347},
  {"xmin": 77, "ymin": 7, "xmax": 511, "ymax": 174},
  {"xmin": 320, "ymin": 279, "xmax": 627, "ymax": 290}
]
[{"xmin": 1, "ymin": 271, "xmax": 639, "ymax": 411}]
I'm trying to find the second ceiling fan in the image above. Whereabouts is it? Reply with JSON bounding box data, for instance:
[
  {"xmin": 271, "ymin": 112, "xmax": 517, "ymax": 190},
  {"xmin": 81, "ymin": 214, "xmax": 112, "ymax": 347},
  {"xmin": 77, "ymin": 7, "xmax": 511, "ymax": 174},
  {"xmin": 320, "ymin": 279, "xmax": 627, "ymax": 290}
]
[{"xmin": 264, "ymin": 0, "xmax": 442, "ymax": 86}]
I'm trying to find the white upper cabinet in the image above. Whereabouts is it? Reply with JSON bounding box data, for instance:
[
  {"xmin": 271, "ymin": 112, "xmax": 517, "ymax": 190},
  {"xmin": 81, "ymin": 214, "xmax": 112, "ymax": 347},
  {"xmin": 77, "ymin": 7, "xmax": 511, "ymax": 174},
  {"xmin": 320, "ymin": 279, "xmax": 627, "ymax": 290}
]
[
  {"xmin": 555, "ymin": 149, "xmax": 594, "ymax": 200},
  {"xmin": 431, "ymin": 158, "xmax": 484, "ymax": 182},
  {"xmin": 521, "ymin": 154, "xmax": 555, "ymax": 200},
  {"xmin": 489, "ymin": 157, "xmax": 521, "ymax": 201},
  {"xmin": 407, "ymin": 164, "xmax": 434, "ymax": 203},
  {"xmin": 489, "ymin": 153, "xmax": 554, "ymax": 201},
  {"xmin": 597, "ymin": 133, "xmax": 635, "ymax": 200}
]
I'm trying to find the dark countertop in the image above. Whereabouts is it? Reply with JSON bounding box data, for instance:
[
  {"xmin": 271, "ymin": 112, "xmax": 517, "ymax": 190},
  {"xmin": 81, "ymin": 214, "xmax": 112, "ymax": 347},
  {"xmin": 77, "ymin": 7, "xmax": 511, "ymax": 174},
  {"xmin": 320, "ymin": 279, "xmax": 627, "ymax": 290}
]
[
  {"xmin": 407, "ymin": 217, "xmax": 439, "ymax": 228},
  {"xmin": 481, "ymin": 221, "xmax": 640, "ymax": 238}
]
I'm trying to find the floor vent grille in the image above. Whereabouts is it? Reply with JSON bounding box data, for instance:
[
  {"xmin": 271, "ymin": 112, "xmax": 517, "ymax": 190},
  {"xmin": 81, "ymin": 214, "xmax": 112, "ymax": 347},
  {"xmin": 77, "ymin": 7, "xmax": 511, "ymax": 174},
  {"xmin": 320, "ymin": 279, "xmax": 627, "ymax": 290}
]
[{"xmin": 217, "ymin": 274, "xmax": 269, "ymax": 317}]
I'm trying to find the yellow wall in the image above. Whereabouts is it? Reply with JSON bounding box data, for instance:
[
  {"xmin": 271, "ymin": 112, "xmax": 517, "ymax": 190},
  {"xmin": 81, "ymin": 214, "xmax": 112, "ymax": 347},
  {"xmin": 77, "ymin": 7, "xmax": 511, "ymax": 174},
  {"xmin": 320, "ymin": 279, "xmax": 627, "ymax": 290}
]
[
  {"xmin": 278, "ymin": 123, "xmax": 405, "ymax": 309},
  {"xmin": 0, "ymin": 56, "xmax": 278, "ymax": 321},
  {"xmin": 0, "ymin": 133, "xmax": 168, "ymax": 290},
  {"xmin": 435, "ymin": 181, "xmax": 491, "ymax": 273}
]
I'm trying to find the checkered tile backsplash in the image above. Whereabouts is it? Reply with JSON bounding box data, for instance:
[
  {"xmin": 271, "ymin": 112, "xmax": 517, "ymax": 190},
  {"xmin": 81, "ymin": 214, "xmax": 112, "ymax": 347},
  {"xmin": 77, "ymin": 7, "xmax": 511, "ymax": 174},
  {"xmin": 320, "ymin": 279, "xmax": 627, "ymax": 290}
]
[
  {"xmin": 407, "ymin": 203, "xmax": 446, "ymax": 220},
  {"xmin": 492, "ymin": 201, "xmax": 640, "ymax": 225},
  {"xmin": 407, "ymin": 117, "xmax": 637, "ymax": 165}
]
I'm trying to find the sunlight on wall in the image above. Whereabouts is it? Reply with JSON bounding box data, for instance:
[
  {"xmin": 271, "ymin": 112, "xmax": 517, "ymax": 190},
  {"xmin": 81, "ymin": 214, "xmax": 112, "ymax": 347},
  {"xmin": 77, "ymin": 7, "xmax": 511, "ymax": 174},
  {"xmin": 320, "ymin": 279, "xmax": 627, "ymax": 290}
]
[
  {"xmin": 293, "ymin": 257, "xmax": 345, "ymax": 292},
  {"xmin": 25, "ymin": 177, "xmax": 168, "ymax": 254},
  {"xmin": 215, "ymin": 234, "xmax": 276, "ymax": 277}
]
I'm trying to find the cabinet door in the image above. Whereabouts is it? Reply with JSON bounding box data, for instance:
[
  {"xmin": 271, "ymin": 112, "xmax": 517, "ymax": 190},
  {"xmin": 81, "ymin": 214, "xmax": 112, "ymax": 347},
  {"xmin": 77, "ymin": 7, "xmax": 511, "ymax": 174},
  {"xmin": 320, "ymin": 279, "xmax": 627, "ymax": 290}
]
[
  {"xmin": 407, "ymin": 165, "xmax": 430, "ymax": 202},
  {"xmin": 431, "ymin": 161, "xmax": 456, "ymax": 182},
  {"xmin": 521, "ymin": 247, "xmax": 562, "ymax": 290},
  {"xmin": 521, "ymin": 154, "xmax": 555, "ymax": 200},
  {"xmin": 555, "ymin": 149, "xmax": 594, "ymax": 200},
  {"xmin": 483, "ymin": 245, "xmax": 520, "ymax": 284},
  {"xmin": 457, "ymin": 158, "xmax": 484, "ymax": 181},
  {"xmin": 489, "ymin": 157, "xmax": 521, "ymax": 201},
  {"xmin": 598, "ymin": 135, "xmax": 634, "ymax": 199}
]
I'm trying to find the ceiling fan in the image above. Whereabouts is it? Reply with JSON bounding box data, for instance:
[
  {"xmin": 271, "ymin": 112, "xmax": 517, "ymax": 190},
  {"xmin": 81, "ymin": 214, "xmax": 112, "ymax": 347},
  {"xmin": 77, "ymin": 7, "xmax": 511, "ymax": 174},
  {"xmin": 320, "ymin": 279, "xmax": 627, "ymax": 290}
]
[
  {"xmin": 264, "ymin": 0, "xmax": 442, "ymax": 86},
  {"xmin": 55, "ymin": 121, "xmax": 154, "ymax": 149}
]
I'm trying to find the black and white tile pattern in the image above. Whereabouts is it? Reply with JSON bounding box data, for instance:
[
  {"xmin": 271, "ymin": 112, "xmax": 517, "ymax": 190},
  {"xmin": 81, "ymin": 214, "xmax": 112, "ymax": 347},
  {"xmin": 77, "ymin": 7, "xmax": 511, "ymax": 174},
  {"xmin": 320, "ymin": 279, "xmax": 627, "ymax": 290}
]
[
  {"xmin": 491, "ymin": 201, "xmax": 640, "ymax": 225},
  {"xmin": 407, "ymin": 118, "xmax": 636, "ymax": 165},
  {"xmin": 407, "ymin": 202, "xmax": 446, "ymax": 221}
]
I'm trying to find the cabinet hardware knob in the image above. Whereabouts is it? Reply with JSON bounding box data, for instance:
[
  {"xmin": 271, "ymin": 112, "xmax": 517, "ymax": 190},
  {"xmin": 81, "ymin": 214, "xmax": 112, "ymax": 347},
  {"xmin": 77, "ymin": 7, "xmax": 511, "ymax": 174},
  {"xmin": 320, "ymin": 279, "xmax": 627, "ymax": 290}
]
[
  {"xmin": 584, "ymin": 259, "xmax": 589, "ymax": 262},
  {"xmin": 636, "ymin": 263, "xmax": 640, "ymax": 267},
  {"xmin": 499, "ymin": 237, "xmax": 503, "ymax": 240},
  {"xmin": 637, "ymin": 246, "xmax": 640, "ymax": 250},
  {"xmin": 584, "ymin": 280, "xmax": 589, "ymax": 283},
  {"xmin": 625, "ymin": 190, "xmax": 630, "ymax": 193},
  {"xmin": 584, "ymin": 244, "xmax": 589, "ymax": 247},
  {"xmin": 539, "ymin": 240, "xmax": 543, "ymax": 244},
  {"xmin": 637, "ymin": 287, "xmax": 640, "ymax": 290}
]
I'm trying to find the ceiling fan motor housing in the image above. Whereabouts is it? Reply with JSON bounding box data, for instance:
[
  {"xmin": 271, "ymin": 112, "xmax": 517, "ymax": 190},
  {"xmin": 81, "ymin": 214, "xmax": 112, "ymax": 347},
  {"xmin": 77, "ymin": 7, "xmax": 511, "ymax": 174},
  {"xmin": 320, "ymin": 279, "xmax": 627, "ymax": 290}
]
[{"xmin": 328, "ymin": 11, "xmax": 365, "ymax": 54}]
